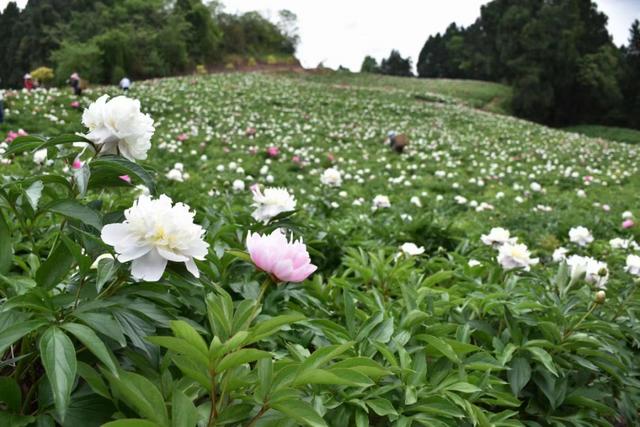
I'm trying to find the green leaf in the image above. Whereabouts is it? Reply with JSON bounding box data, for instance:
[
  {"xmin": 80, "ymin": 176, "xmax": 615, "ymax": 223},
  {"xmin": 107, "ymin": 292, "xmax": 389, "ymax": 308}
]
[
  {"xmin": 171, "ymin": 389, "xmax": 197, "ymax": 427},
  {"xmin": 95, "ymin": 257, "xmax": 118, "ymax": 294},
  {"xmin": 0, "ymin": 212, "xmax": 13, "ymax": 275},
  {"xmin": 419, "ymin": 334, "xmax": 460, "ymax": 363},
  {"xmin": 246, "ymin": 312, "xmax": 305, "ymax": 344},
  {"xmin": 88, "ymin": 155, "xmax": 155, "ymax": 194},
  {"xmin": 36, "ymin": 240, "xmax": 74, "ymax": 289},
  {"xmin": 271, "ymin": 399, "xmax": 327, "ymax": 427},
  {"xmin": 103, "ymin": 370, "xmax": 169, "ymax": 426},
  {"xmin": 0, "ymin": 376, "xmax": 21, "ymax": 412},
  {"xmin": 25, "ymin": 180, "xmax": 43, "ymax": 211},
  {"xmin": 0, "ymin": 319, "xmax": 47, "ymax": 354},
  {"xmin": 507, "ymin": 357, "xmax": 531, "ymax": 395},
  {"xmin": 146, "ymin": 336, "xmax": 209, "ymax": 368},
  {"xmin": 328, "ymin": 357, "xmax": 390, "ymax": 378},
  {"xmin": 301, "ymin": 342, "xmax": 353, "ymax": 370},
  {"xmin": 4, "ymin": 135, "xmax": 46, "ymax": 155},
  {"xmin": 216, "ymin": 349, "xmax": 271, "ymax": 373},
  {"xmin": 46, "ymin": 200, "xmax": 102, "ymax": 230},
  {"xmin": 102, "ymin": 420, "xmax": 159, "ymax": 427},
  {"xmin": 293, "ymin": 368, "xmax": 373, "ymax": 387},
  {"xmin": 169, "ymin": 320, "xmax": 208, "ymax": 356},
  {"xmin": 61, "ymin": 323, "xmax": 118, "ymax": 375},
  {"xmin": 445, "ymin": 382, "xmax": 482, "ymax": 394},
  {"xmin": 77, "ymin": 362, "xmax": 110, "ymax": 399},
  {"xmin": 225, "ymin": 249, "xmax": 251, "ymax": 263},
  {"xmin": 367, "ymin": 398, "xmax": 398, "ymax": 416},
  {"xmin": 526, "ymin": 346, "xmax": 558, "ymax": 377},
  {"xmin": 39, "ymin": 326, "xmax": 77, "ymax": 422}
]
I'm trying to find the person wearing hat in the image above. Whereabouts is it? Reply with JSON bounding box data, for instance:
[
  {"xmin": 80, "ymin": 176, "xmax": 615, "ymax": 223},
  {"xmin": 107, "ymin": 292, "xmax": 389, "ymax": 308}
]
[{"xmin": 23, "ymin": 73, "xmax": 33, "ymax": 91}]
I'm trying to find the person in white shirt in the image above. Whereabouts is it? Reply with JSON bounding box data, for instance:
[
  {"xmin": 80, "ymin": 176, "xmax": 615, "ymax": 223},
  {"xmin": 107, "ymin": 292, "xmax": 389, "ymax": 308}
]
[{"xmin": 119, "ymin": 76, "xmax": 131, "ymax": 91}]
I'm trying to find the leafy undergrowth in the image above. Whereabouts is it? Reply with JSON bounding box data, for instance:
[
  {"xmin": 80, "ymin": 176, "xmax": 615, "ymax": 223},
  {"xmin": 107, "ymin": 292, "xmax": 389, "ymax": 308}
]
[{"xmin": 0, "ymin": 72, "xmax": 639, "ymax": 426}]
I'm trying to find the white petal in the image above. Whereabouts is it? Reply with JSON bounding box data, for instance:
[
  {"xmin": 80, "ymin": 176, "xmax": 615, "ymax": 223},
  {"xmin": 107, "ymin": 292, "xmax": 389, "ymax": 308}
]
[
  {"xmin": 184, "ymin": 257, "xmax": 200, "ymax": 278},
  {"xmin": 101, "ymin": 223, "xmax": 131, "ymax": 245},
  {"xmin": 130, "ymin": 249, "xmax": 167, "ymax": 282}
]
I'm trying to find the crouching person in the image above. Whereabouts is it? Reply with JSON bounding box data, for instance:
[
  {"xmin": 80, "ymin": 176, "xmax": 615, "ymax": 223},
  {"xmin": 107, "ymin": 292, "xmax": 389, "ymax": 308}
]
[{"xmin": 385, "ymin": 131, "xmax": 409, "ymax": 153}]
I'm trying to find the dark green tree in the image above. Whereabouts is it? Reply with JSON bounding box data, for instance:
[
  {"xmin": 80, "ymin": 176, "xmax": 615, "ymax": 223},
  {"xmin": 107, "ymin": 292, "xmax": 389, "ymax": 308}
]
[
  {"xmin": 380, "ymin": 50, "xmax": 413, "ymax": 77},
  {"xmin": 360, "ymin": 56, "xmax": 379, "ymax": 73}
]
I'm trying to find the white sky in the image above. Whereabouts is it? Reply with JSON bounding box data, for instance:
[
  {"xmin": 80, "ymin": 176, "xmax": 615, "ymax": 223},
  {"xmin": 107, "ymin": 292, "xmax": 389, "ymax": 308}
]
[{"xmin": 3, "ymin": 0, "xmax": 638, "ymax": 71}]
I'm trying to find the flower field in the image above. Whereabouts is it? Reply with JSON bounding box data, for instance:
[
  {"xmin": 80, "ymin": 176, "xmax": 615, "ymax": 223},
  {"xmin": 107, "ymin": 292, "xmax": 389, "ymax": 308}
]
[{"xmin": 1, "ymin": 72, "xmax": 640, "ymax": 426}]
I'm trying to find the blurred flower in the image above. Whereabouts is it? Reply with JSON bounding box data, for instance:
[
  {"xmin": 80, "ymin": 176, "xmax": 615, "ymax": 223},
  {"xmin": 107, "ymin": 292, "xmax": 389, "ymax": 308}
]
[
  {"xmin": 101, "ymin": 195, "xmax": 208, "ymax": 281},
  {"xmin": 372, "ymin": 195, "xmax": 391, "ymax": 210},
  {"xmin": 622, "ymin": 219, "xmax": 634, "ymax": 229},
  {"xmin": 266, "ymin": 146, "xmax": 279, "ymax": 157},
  {"xmin": 246, "ymin": 229, "xmax": 317, "ymax": 282},
  {"xmin": 33, "ymin": 148, "xmax": 48, "ymax": 165},
  {"xmin": 481, "ymin": 227, "xmax": 515, "ymax": 246},
  {"xmin": 232, "ymin": 179, "xmax": 245, "ymax": 191},
  {"xmin": 569, "ymin": 226, "xmax": 593, "ymax": 247},
  {"xmin": 251, "ymin": 186, "xmax": 296, "ymax": 223},
  {"xmin": 320, "ymin": 167, "xmax": 342, "ymax": 187},
  {"xmin": 399, "ymin": 242, "xmax": 425, "ymax": 256},
  {"xmin": 119, "ymin": 175, "xmax": 131, "ymax": 184},
  {"xmin": 552, "ymin": 247, "xmax": 568, "ymax": 262},
  {"xmin": 625, "ymin": 254, "xmax": 640, "ymax": 276}
]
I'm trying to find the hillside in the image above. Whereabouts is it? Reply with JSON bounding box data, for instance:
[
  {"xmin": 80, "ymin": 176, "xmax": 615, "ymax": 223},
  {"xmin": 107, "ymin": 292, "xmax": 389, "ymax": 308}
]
[{"xmin": 1, "ymin": 72, "xmax": 639, "ymax": 425}]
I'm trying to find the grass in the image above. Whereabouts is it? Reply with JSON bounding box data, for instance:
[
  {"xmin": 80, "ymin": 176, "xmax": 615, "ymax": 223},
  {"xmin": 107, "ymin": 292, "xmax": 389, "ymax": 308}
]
[
  {"xmin": 287, "ymin": 70, "xmax": 514, "ymax": 114},
  {"xmin": 563, "ymin": 124, "xmax": 640, "ymax": 144}
]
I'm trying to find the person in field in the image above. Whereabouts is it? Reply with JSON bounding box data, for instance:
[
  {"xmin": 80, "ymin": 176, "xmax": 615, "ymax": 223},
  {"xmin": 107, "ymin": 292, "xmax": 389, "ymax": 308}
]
[
  {"xmin": 119, "ymin": 76, "xmax": 131, "ymax": 91},
  {"xmin": 69, "ymin": 72, "xmax": 82, "ymax": 96},
  {"xmin": 23, "ymin": 74, "xmax": 34, "ymax": 91},
  {"xmin": 385, "ymin": 131, "xmax": 409, "ymax": 153},
  {"xmin": 0, "ymin": 87, "xmax": 4, "ymax": 124}
]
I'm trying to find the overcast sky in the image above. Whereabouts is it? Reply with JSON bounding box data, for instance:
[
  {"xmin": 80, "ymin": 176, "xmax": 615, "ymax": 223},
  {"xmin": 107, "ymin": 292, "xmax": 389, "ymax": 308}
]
[{"xmin": 3, "ymin": 0, "xmax": 638, "ymax": 71}]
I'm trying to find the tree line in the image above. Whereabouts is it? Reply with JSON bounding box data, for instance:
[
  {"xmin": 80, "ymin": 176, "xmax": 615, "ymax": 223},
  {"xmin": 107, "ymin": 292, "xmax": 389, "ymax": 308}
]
[
  {"xmin": 0, "ymin": 0, "xmax": 298, "ymax": 88},
  {"xmin": 362, "ymin": 0, "xmax": 640, "ymax": 130}
]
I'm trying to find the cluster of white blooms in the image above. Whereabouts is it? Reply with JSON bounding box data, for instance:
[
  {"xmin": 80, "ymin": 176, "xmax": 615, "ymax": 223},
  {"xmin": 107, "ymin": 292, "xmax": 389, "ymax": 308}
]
[
  {"xmin": 82, "ymin": 95, "xmax": 155, "ymax": 161},
  {"xmin": 399, "ymin": 242, "xmax": 425, "ymax": 257},
  {"xmin": 482, "ymin": 227, "xmax": 538, "ymax": 271},
  {"xmin": 166, "ymin": 162, "xmax": 188, "ymax": 182},
  {"xmin": 566, "ymin": 255, "xmax": 609, "ymax": 289}
]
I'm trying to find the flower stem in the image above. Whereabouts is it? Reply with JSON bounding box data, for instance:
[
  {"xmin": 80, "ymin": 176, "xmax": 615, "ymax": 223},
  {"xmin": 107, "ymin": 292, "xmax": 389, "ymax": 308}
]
[
  {"xmin": 249, "ymin": 277, "xmax": 272, "ymax": 322},
  {"xmin": 563, "ymin": 302, "xmax": 598, "ymax": 340}
]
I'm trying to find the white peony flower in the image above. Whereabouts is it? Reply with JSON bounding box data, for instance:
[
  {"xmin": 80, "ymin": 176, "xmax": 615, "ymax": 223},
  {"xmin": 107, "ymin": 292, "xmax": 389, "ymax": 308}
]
[
  {"xmin": 320, "ymin": 167, "xmax": 342, "ymax": 187},
  {"xmin": 530, "ymin": 182, "xmax": 542, "ymax": 192},
  {"xmin": 399, "ymin": 242, "xmax": 425, "ymax": 256},
  {"xmin": 552, "ymin": 247, "xmax": 569, "ymax": 263},
  {"xmin": 410, "ymin": 196, "xmax": 422, "ymax": 207},
  {"xmin": 82, "ymin": 95, "xmax": 155, "ymax": 161},
  {"xmin": 566, "ymin": 255, "xmax": 608, "ymax": 288},
  {"xmin": 569, "ymin": 226, "xmax": 593, "ymax": 247},
  {"xmin": 622, "ymin": 211, "xmax": 633, "ymax": 219},
  {"xmin": 166, "ymin": 168, "xmax": 184, "ymax": 182},
  {"xmin": 481, "ymin": 227, "xmax": 516, "ymax": 246},
  {"xmin": 101, "ymin": 195, "xmax": 209, "ymax": 281},
  {"xmin": 497, "ymin": 242, "xmax": 539, "ymax": 271},
  {"xmin": 232, "ymin": 179, "xmax": 245, "ymax": 191},
  {"xmin": 33, "ymin": 148, "xmax": 48, "ymax": 165},
  {"xmin": 251, "ymin": 186, "xmax": 296, "ymax": 223},
  {"xmin": 625, "ymin": 254, "xmax": 640, "ymax": 276},
  {"xmin": 372, "ymin": 195, "xmax": 391, "ymax": 210},
  {"xmin": 610, "ymin": 237, "xmax": 633, "ymax": 250}
]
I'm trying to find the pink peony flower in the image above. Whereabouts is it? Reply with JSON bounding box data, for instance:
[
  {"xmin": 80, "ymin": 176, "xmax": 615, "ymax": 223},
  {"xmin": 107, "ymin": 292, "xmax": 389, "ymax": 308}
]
[
  {"xmin": 266, "ymin": 146, "xmax": 279, "ymax": 158},
  {"xmin": 70, "ymin": 101, "xmax": 80, "ymax": 109},
  {"xmin": 72, "ymin": 159, "xmax": 83, "ymax": 169},
  {"xmin": 177, "ymin": 133, "xmax": 188, "ymax": 142},
  {"xmin": 119, "ymin": 175, "xmax": 132, "ymax": 184},
  {"xmin": 17, "ymin": 129, "xmax": 28, "ymax": 137},
  {"xmin": 249, "ymin": 147, "xmax": 258, "ymax": 155},
  {"xmin": 6, "ymin": 131, "xmax": 18, "ymax": 143},
  {"xmin": 623, "ymin": 219, "xmax": 634, "ymax": 229},
  {"xmin": 246, "ymin": 229, "xmax": 317, "ymax": 283},
  {"xmin": 327, "ymin": 153, "xmax": 335, "ymax": 162}
]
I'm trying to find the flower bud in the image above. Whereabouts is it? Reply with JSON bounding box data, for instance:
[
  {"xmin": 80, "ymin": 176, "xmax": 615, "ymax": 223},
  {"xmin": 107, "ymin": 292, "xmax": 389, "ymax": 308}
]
[{"xmin": 595, "ymin": 290, "xmax": 606, "ymax": 304}]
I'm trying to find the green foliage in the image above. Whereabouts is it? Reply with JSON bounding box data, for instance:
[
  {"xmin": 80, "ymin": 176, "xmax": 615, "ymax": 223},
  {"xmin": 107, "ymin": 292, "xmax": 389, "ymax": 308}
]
[
  {"xmin": 380, "ymin": 50, "xmax": 413, "ymax": 77},
  {"xmin": 0, "ymin": 0, "xmax": 297, "ymax": 88},
  {"xmin": 360, "ymin": 55, "xmax": 379, "ymax": 73}
]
